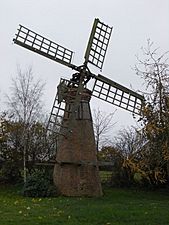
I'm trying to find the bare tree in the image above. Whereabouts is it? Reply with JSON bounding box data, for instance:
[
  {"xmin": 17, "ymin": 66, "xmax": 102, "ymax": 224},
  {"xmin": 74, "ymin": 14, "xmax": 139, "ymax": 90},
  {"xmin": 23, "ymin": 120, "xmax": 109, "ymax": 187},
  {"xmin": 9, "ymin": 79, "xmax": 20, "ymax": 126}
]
[
  {"xmin": 92, "ymin": 108, "xmax": 116, "ymax": 152},
  {"xmin": 6, "ymin": 66, "xmax": 45, "ymax": 183},
  {"xmin": 7, "ymin": 66, "xmax": 45, "ymax": 123},
  {"xmin": 114, "ymin": 127, "xmax": 141, "ymax": 159}
]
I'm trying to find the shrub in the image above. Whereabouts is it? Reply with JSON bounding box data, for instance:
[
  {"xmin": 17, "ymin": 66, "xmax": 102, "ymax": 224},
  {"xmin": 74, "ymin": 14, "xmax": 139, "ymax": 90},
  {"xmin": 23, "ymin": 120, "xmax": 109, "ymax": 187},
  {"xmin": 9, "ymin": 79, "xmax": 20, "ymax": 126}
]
[
  {"xmin": 0, "ymin": 162, "xmax": 22, "ymax": 184},
  {"xmin": 22, "ymin": 168, "xmax": 58, "ymax": 197}
]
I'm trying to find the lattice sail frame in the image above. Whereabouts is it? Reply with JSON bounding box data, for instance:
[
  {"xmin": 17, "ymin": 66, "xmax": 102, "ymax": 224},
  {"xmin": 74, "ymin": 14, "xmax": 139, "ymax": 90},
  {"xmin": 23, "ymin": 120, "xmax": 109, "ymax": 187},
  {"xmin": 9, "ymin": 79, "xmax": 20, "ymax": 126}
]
[
  {"xmin": 13, "ymin": 25, "xmax": 74, "ymax": 67},
  {"xmin": 47, "ymin": 79, "xmax": 69, "ymax": 135},
  {"xmin": 85, "ymin": 18, "xmax": 113, "ymax": 70},
  {"xmin": 92, "ymin": 74, "xmax": 144, "ymax": 115},
  {"xmin": 47, "ymin": 78, "xmax": 86, "ymax": 136}
]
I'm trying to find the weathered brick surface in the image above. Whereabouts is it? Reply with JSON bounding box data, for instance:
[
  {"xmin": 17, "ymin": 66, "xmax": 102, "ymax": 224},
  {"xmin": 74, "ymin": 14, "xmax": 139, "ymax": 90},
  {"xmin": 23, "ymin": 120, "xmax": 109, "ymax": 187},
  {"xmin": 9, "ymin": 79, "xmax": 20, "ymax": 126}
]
[{"xmin": 53, "ymin": 88, "xmax": 102, "ymax": 196}]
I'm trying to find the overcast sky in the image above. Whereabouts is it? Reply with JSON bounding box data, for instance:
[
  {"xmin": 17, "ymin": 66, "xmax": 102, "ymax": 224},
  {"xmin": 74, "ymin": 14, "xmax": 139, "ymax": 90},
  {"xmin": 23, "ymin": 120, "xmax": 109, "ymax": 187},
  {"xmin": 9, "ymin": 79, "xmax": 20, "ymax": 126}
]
[{"xmin": 0, "ymin": 0, "xmax": 169, "ymax": 135}]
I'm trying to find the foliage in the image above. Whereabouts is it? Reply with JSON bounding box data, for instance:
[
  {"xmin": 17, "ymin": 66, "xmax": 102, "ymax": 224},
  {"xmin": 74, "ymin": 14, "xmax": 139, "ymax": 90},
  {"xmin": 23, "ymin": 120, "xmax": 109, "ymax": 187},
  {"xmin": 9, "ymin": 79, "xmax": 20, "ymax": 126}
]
[
  {"xmin": 0, "ymin": 161, "xmax": 22, "ymax": 184},
  {"xmin": 134, "ymin": 40, "xmax": 169, "ymax": 184},
  {"xmin": 99, "ymin": 126, "xmax": 168, "ymax": 187},
  {"xmin": 1, "ymin": 186, "xmax": 169, "ymax": 225},
  {"xmin": 0, "ymin": 66, "xmax": 56, "ymax": 186},
  {"xmin": 0, "ymin": 113, "xmax": 56, "ymax": 184},
  {"xmin": 98, "ymin": 146, "xmax": 120, "ymax": 162},
  {"xmin": 107, "ymin": 41, "xmax": 169, "ymax": 187},
  {"xmin": 22, "ymin": 168, "xmax": 58, "ymax": 197},
  {"xmin": 103, "ymin": 42, "xmax": 169, "ymax": 187},
  {"xmin": 112, "ymin": 128, "xmax": 147, "ymax": 186},
  {"xmin": 5, "ymin": 66, "xmax": 46, "ymax": 182},
  {"xmin": 98, "ymin": 144, "xmax": 131, "ymax": 187},
  {"xmin": 0, "ymin": 118, "xmax": 24, "ymax": 162}
]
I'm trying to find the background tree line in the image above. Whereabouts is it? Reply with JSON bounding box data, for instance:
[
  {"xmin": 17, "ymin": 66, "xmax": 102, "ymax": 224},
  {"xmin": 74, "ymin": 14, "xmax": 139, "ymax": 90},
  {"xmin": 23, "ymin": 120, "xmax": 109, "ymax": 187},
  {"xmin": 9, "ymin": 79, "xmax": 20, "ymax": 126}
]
[{"xmin": 98, "ymin": 40, "xmax": 169, "ymax": 188}]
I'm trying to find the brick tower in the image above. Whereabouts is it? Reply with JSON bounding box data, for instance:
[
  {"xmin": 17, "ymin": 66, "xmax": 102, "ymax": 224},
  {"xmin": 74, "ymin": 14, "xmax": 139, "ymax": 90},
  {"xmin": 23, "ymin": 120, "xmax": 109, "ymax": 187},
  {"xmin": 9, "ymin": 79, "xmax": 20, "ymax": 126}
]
[{"xmin": 53, "ymin": 88, "xmax": 102, "ymax": 196}]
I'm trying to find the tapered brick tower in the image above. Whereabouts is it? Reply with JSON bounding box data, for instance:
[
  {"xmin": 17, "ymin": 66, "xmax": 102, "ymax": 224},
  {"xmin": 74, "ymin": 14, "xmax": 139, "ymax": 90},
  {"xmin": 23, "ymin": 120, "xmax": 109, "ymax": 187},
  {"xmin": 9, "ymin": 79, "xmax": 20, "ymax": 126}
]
[{"xmin": 53, "ymin": 88, "xmax": 102, "ymax": 196}]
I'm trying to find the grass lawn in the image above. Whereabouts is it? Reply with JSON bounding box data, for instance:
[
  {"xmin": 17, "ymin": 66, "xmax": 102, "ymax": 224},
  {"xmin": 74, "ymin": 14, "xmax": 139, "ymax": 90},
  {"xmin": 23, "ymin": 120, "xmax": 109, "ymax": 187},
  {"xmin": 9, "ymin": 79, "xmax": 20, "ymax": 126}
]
[{"xmin": 0, "ymin": 185, "xmax": 169, "ymax": 225}]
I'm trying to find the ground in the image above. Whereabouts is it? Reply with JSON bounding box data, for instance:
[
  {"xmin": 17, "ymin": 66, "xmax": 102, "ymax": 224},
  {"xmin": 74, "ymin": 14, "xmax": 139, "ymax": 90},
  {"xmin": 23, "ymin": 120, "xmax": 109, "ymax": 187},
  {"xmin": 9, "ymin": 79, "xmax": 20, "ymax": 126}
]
[{"xmin": 0, "ymin": 185, "xmax": 169, "ymax": 225}]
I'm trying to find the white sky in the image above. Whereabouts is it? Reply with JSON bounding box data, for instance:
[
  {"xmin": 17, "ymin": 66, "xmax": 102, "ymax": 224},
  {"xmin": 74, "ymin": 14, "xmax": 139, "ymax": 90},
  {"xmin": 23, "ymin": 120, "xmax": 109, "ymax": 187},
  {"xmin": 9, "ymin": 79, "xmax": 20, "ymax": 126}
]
[{"xmin": 0, "ymin": 0, "xmax": 169, "ymax": 135}]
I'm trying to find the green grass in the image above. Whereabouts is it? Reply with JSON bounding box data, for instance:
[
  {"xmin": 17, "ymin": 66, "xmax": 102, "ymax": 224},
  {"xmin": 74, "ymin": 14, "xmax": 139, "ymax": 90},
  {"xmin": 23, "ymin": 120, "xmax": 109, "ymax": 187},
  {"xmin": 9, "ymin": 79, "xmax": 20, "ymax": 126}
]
[{"xmin": 0, "ymin": 185, "xmax": 169, "ymax": 225}]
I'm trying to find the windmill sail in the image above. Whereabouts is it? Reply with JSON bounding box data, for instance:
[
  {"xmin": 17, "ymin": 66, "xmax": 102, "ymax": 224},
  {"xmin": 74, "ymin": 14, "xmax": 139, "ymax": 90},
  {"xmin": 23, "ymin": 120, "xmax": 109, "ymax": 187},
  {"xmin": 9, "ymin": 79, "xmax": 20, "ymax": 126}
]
[
  {"xmin": 92, "ymin": 74, "xmax": 144, "ymax": 115},
  {"xmin": 84, "ymin": 18, "xmax": 113, "ymax": 70},
  {"xmin": 47, "ymin": 78, "xmax": 85, "ymax": 136},
  {"xmin": 47, "ymin": 79, "xmax": 70, "ymax": 135},
  {"xmin": 13, "ymin": 25, "xmax": 75, "ymax": 68}
]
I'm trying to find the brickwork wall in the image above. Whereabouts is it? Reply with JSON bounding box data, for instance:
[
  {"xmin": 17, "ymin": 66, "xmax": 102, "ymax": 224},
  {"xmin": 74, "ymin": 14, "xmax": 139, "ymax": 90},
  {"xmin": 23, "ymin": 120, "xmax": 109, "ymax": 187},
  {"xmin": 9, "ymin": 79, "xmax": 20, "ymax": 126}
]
[{"xmin": 53, "ymin": 89, "xmax": 102, "ymax": 196}]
